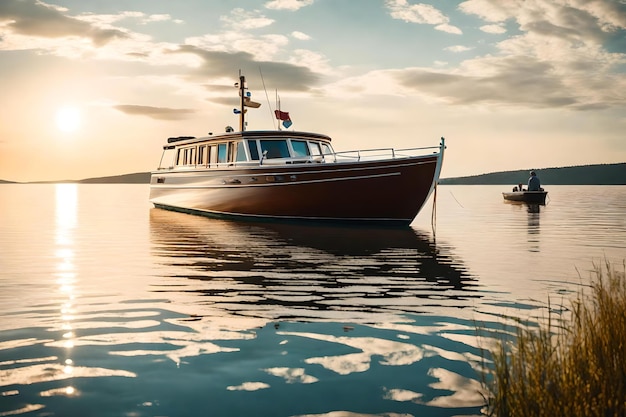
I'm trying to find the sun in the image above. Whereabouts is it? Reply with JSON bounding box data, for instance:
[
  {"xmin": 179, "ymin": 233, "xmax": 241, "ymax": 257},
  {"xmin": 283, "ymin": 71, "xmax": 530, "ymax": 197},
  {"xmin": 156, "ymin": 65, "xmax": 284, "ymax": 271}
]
[{"xmin": 56, "ymin": 106, "xmax": 81, "ymax": 132}]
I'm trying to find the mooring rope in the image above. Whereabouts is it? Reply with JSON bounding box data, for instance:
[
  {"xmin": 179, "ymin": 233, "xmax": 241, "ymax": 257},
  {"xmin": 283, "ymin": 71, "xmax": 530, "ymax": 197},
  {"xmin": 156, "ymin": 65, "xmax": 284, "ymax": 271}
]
[{"xmin": 431, "ymin": 182, "xmax": 437, "ymax": 236}]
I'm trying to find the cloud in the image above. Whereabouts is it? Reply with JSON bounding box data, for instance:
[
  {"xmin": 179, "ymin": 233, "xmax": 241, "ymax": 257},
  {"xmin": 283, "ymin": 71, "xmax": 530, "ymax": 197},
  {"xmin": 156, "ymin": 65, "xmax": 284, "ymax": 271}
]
[
  {"xmin": 3, "ymin": 0, "xmax": 622, "ymax": 114},
  {"xmin": 184, "ymin": 31, "xmax": 291, "ymax": 62},
  {"xmin": 385, "ymin": 0, "xmax": 462, "ymax": 34},
  {"xmin": 459, "ymin": 0, "xmax": 626, "ymax": 42},
  {"xmin": 219, "ymin": 8, "xmax": 274, "ymax": 29},
  {"xmin": 428, "ymin": 0, "xmax": 626, "ymax": 110},
  {"xmin": 0, "ymin": 1, "xmax": 327, "ymax": 91},
  {"xmin": 291, "ymin": 31, "xmax": 311, "ymax": 40},
  {"xmin": 264, "ymin": 0, "xmax": 315, "ymax": 11},
  {"xmin": 113, "ymin": 105, "xmax": 195, "ymax": 120},
  {"xmin": 171, "ymin": 45, "xmax": 321, "ymax": 92},
  {"xmin": 480, "ymin": 23, "xmax": 506, "ymax": 34},
  {"xmin": 141, "ymin": 14, "xmax": 172, "ymax": 24},
  {"xmin": 0, "ymin": 4, "xmax": 201, "ymax": 64},
  {"xmin": 435, "ymin": 24, "xmax": 463, "ymax": 35},
  {"xmin": 458, "ymin": 0, "xmax": 512, "ymax": 22},
  {"xmin": 75, "ymin": 10, "xmax": 179, "ymax": 27},
  {"xmin": 444, "ymin": 45, "xmax": 472, "ymax": 53},
  {"xmin": 328, "ymin": 38, "xmax": 625, "ymax": 111},
  {"xmin": 393, "ymin": 58, "xmax": 581, "ymax": 108},
  {"xmin": 0, "ymin": 0, "xmax": 127, "ymax": 46},
  {"xmin": 288, "ymin": 49, "xmax": 332, "ymax": 74}
]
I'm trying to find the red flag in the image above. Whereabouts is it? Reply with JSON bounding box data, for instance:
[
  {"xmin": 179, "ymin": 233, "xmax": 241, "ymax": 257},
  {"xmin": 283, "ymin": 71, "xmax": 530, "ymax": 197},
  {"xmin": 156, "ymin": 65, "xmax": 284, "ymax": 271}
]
[{"xmin": 274, "ymin": 110, "xmax": 290, "ymax": 121}]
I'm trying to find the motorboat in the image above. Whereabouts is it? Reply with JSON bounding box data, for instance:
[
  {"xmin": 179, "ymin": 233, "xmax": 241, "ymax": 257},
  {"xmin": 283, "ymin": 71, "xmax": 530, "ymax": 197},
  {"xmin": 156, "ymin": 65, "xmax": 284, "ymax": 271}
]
[
  {"xmin": 149, "ymin": 73, "xmax": 446, "ymax": 226},
  {"xmin": 502, "ymin": 190, "xmax": 548, "ymax": 205}
]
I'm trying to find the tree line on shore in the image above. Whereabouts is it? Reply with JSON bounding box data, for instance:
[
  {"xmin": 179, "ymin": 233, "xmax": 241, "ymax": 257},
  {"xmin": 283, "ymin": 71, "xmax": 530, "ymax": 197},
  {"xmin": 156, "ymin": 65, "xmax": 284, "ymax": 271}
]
[{"xmin": 440, "ymin": 163, "xmax": 625, "ymax": 185}]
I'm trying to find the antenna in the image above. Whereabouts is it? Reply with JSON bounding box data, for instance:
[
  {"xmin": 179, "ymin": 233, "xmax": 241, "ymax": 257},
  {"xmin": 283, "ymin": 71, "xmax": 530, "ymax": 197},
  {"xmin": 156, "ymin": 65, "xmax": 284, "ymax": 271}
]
[
  {"xmin": 276, "ymin": 92, "xmax": 281, "ymax": 131},
  {"xmin": 258, "ymin": 66, "xmax": 276, "ymax": 130}
]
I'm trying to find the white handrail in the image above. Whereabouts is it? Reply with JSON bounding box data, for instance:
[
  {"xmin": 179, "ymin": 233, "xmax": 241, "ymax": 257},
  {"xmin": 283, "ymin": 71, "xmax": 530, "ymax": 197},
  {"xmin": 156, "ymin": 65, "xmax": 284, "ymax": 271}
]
[{"xmin": 330, "ymin": 145, "xmax": 440, "ymax": 162}]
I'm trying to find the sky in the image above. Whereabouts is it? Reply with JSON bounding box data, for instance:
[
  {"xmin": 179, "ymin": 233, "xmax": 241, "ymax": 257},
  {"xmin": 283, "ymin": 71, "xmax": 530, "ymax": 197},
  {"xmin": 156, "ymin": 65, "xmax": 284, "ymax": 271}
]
[{"xmin": 1, "ymin": 0, "xmax": 625, "ymax": 182}]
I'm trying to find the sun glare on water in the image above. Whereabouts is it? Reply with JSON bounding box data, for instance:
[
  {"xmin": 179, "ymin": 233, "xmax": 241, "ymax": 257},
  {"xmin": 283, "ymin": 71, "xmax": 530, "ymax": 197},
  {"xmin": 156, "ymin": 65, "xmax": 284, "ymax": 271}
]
[{"xmin": 56, "ymin": 107, "xmax": 81, "ymax": 133}]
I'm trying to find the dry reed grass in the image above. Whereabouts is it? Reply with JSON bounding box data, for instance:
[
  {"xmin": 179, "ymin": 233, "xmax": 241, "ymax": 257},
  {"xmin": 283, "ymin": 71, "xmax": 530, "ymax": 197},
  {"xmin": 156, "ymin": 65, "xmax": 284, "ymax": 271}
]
[{"xmin": 483, "ymin": 260, "xmax": 626, "ymax": 417}]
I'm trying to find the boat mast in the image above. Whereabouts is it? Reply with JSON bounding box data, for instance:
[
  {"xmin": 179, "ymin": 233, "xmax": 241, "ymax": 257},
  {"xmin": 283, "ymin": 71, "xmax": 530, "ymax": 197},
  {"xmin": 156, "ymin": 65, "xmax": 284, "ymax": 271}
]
[
  {"xmin": 236, "ymin": 71, "xmax": 260, "ymax": 131},
  {"xmin": 239, "ymin": 73, "xmax": 246, "ymax": 132}
]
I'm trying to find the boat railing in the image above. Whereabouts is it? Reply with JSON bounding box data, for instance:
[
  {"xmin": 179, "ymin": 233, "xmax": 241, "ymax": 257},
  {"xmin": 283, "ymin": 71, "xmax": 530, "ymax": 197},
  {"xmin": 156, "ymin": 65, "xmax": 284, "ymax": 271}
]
[{"xmin": 331, "ymin": 145, "xmax": 441, "ymax": 162}]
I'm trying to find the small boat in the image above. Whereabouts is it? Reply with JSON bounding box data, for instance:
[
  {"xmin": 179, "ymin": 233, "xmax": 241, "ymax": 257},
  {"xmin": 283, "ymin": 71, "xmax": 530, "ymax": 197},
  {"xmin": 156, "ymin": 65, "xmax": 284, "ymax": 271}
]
[
  {"xmin": 149, "ymin": 73, "xmax": 446, "ymax": 226},
  {"xmin": 502, "ymin": 190, "xmax": 548, "ymax": 205}
]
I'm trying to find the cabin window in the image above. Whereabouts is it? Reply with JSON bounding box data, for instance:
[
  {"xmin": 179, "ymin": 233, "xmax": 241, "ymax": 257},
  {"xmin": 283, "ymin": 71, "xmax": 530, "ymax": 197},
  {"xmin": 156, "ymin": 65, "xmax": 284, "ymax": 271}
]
[
  {"xmin": 209, "ymin": 145, "xmax": 217, "ymax": 166},
  {"xmin": 198, "ymin": 145, "xmax": 207, "ymax": 166},
  {"xmin": 247, "ymin": 140, "xmax": 260, "ymax": 160},
  {"xmin": 260, "ymin": 140, "xmax": 290, "ymax": 159},
  {"xmin": 236, "ymin": 141, "xmax": 247, "ymax": 162},
  {"xmin": 309, "ymin": 142, "xmax": 322, "ymax": 156},
  {"xmin": 321, "ymin": 144, "xmax": 333, "ymax": 155},
  {"xmin": 176, "ymin": 146, "xmax": 197, "ymax": 165},
  {"xmin": 291, "ymin": 140, "xmax": 310, "ymax": 157},
  {"xmin": 228, "ymin": 142, "xmax": 236, "ymax": 162},
  {"xmin": 217, "ymin": 143, "xmax": 227, "ymax": 163},
  {"xmin": 159, "ymin": 147, "xmax": 177, "ymax": 169}
]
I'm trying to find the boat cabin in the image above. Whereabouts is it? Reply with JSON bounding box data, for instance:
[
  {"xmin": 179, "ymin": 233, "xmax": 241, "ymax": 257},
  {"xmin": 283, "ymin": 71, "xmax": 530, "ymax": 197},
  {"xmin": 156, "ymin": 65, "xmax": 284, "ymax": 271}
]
[{"xmin": 157, "ymin": 131, "xmax": 335, "ymax": 170}]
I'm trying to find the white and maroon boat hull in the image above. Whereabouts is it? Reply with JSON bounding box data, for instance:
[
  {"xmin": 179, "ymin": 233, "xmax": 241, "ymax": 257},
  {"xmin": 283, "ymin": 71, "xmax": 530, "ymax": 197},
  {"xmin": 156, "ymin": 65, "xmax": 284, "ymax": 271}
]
[{"xmin": 150, "ymin": 147, "xmax": 443, "ymax": 225}]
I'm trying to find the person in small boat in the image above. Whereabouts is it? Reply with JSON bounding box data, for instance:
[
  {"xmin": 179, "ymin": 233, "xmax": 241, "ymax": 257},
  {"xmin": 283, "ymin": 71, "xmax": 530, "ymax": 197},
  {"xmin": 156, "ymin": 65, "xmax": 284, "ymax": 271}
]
[{"xmin": 527, "ymin": 171, "xmax": 541, "ymax": 191}]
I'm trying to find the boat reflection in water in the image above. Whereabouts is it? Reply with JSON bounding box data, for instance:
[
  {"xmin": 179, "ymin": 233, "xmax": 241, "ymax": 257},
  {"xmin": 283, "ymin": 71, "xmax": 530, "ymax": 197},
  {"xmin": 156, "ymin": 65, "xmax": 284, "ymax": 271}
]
[
  {"xmin": 148, "ymin": 209, "xmax": 488, "ymax": 414},
  {"xmin": 503, "ymin": 198, "xmax": 543, "ymax": 253},
  {"xmin": 149, "ymin": 208, "xmax": 480, "ymax": 322}
]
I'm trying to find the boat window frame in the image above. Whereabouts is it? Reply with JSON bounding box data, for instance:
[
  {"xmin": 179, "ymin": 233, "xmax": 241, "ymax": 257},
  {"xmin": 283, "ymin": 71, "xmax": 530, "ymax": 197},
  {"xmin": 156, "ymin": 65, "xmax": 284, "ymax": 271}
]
[
  {"xmin": 170, "ymin": 137, "xmax": 334, "ymax": 168},
  {"xmin": 209, "ymin": 145, "xmax": 218, "ymax": 167},
  {"xmin": 175, "ymin": 146, "xmax": 200, "ymax": 166},
  {"xmin": 217, "ymin": 143, "xmax": 228, "ymax": 164},
  {"xmin": 290, "ymin": 140, "xmax": 310, "ymax": 158},
  {"xmin": 235, "ymin": 141, "xmax": 247, "ymax": 162},
  {"xmin": 159, "ymin": 147, "xmax": 177, "ymax": 170},
  {"xmin": 247, "ymin": 140, "xmax": 260, "ymax": 161},
  {"xmin": 260, "ymin": 139, "xmax": 290, "ymax": 159},
  {"xmin": 227, "ymin": 141, "xmax": 236, "ymax": 163},
  {"xmin": 309, "ymin": 142, "xmax": 322, "ymax": 157},
  {"xmin": 198, "ymin": 145, "xmax": 207, "ymax": 166},
  {"xmin": 189, "ymin": 146, "xmax": 196, "ymax": 166}
]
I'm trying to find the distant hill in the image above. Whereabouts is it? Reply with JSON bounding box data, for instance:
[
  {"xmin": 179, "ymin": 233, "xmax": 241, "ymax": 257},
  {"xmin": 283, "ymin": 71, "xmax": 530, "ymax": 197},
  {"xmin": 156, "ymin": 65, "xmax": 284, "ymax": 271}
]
[
  {"xmin": 440, "ymin": 163, "xmax": 626, "ymax": 185},
  {"xmin": 0, "ymin": 172, "xmax": 150, "ymax": 184},
  {"xmin": 78, "ymin": 172, "xmax": 151, "ymax": 184}
]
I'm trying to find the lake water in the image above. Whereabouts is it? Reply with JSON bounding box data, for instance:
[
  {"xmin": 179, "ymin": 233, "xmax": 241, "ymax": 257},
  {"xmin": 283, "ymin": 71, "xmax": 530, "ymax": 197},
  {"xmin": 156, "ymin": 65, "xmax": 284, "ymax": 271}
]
[{"xmin": 1, "ymin": 184, "xmax": 624, "ymax": 417}]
